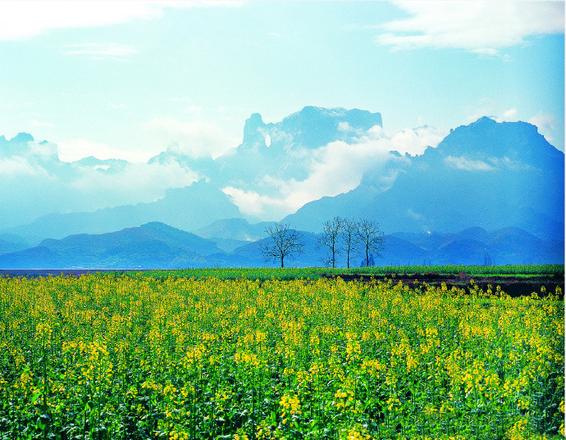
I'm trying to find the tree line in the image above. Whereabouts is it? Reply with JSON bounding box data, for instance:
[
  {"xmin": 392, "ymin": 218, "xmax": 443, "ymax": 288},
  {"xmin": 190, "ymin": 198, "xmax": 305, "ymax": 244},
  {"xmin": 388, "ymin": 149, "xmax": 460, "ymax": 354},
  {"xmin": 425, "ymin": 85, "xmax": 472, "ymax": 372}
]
[{"xmin": 261, "ymin": 217, "xmax": 384, "ymax": 268}]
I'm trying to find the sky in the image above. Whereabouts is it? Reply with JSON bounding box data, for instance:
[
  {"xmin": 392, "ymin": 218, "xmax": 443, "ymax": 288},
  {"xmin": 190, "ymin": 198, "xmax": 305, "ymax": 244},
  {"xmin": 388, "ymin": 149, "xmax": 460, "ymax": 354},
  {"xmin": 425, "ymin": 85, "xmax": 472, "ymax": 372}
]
[{"xmin": 0, "ymin": 0, "xmax": 563, "ymax": 164}]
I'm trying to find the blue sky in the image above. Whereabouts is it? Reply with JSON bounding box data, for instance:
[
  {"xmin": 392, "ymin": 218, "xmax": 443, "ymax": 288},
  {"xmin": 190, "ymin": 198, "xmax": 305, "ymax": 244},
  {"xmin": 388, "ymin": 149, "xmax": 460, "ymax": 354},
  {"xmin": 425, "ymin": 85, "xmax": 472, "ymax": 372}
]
[{"xmin": 0, "ymin": 0, "xmax": 563, "ymax": 162}]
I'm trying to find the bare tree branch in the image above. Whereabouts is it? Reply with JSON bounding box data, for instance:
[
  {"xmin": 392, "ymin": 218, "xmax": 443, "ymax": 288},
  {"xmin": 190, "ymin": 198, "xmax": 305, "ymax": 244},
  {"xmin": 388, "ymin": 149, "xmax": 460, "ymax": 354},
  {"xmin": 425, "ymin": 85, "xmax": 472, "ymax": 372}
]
[
  {"xmin": 356, "ymin": 219, "xmax": 384, "ymax": 267},
  {"xmin": 319, "ymin": 216, "xmax": 343, "ymax": 268},
  {"xmin": 341, "ymin": 218, "xmax": 359, "ymax": 269},
  {"xmin": 262, "ymin": 223, "xmax": 304, "ymax": 268}
]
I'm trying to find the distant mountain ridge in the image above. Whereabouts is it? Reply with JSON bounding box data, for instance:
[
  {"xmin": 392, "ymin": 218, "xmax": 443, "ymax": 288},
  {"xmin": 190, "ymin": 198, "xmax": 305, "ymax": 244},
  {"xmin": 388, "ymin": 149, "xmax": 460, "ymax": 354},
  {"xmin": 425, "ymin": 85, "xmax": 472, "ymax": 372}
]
[
  {"xmin": 0, "ymin": 222, "xmax": 561, "ymax": 269},
  {"xmin": 0, "ymin": 234, "xmax": 28, "ymax": 255},
  {"xmin": 1, "ymin": 109, "xmax": 563, "ymax": 256},
  {"xmin": 241, "ymin": 106, "xmax": 383, "ymax": 150},
  {"xmin": 1, "ymin": 106, "xmax": 382, "ymax": 241},
  {"xmin": 4, "ymin": 182, "xmax": 241, "ymax": 244},
  {"xmin": 285, "ymin": 117, "xmax": 564, "ymax": 241},
  {"xmin": 0, "ymin": 222, "xmax": 222, "ymax": 269}
]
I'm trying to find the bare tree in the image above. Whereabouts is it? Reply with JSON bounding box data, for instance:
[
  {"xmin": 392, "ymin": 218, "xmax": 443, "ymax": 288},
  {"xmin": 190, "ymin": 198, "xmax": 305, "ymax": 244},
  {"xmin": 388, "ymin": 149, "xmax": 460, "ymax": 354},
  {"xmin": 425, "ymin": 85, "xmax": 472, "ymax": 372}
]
[
  {"xmin": 262, "ymin": 224, "xmax": 303, "ymax": 268},
  {"xmin": 320, "ymin": 217, "xmax": 343, "ymax": 268},
  {"xmin": 341, "ymin": 218, "xmax": 358, "ymax": 269},
  {"xmin": 356, "ymin": 219, "xmax": 384, "ymax": 267}
]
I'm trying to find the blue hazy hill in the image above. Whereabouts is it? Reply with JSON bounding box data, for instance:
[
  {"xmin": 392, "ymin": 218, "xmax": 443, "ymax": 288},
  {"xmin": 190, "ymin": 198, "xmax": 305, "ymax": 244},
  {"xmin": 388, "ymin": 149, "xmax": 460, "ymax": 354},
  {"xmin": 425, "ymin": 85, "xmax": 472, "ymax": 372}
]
[
  {"xmin": 0, "ymin": 234, "xmax": 29, "ymax": 254},
  {"xmin": 285, "ymin": 117, "xmax": 564, "ymax": 241},
  {"xmin": 4, "ymin": 182, "xmax": 242, "ymax": 244},
  {"xmin": 0, "ymin": 222, "xmax": 223, "ymax": 269},
  {"xmin": 1, "ymin": 222, "xmax": 560, "ymax": 269}
]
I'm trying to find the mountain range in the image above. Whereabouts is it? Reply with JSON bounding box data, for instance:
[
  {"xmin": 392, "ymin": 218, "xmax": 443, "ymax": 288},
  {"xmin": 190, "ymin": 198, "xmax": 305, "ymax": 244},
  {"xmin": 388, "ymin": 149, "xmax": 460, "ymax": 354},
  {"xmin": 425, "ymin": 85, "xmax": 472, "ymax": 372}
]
[
  {"xmin": 0, "ymin": 106, "xmax": 563, "ymax": 267},
  {"xmin": 0, "ymin": 221, "xmax": 560, "ymax": 269},
  {"xmin": 1, "ymin": 106, "xmax": 383, "ymax": 242},
  {"xmin": 0, "ymin": 222, "xmax": 222, "ymax": 269},
  {"xmin": 4, "ymin": 182, "xmax": 240, "ymax": 244},
  {"xmin": 285, "ymin": 117, "xmax": 564, "ymax": 240}
]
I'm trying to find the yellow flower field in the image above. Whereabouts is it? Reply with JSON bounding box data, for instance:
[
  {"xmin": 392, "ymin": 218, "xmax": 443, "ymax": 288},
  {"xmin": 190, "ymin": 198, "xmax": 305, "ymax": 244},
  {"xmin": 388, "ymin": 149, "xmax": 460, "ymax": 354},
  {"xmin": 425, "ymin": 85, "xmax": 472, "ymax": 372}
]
[{"xmin": 0, "ymin": 275, "xmax": 563, "ymax": 439}]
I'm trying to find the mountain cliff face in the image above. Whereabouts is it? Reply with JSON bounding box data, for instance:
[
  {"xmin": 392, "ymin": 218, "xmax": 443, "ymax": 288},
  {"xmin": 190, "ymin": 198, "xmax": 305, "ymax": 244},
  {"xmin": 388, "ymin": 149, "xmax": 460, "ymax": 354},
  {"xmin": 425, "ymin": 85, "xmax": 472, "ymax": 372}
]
[
  {"xmin": 211, "ymin": 106, "xmax": 383, "ymax": 185},
  {"xmin": 285, "ymin": 117, "xmax": 564, "ymax": 241},
  {"xmin": 241, "ymin": 106, "xmax": 383, "ymax": 150}
]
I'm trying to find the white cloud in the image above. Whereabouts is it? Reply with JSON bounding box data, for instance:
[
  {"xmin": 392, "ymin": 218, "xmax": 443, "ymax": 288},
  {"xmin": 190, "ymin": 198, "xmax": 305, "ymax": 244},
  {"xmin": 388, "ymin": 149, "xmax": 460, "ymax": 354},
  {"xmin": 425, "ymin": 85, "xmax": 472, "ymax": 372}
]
[
  {"xmin": 470, "ymin": 104, "xmax": 559, "ymax": 144},
  {"xmin": 376, "ymin": 0, "xmax": 564, "ymax": 54},
  {"xmin": 388, "ymin": 125, "xmax": 446, "ymax": 155},
  {"xmin": 528, "ymin": 113, "xmax": 557, "ymax": 142},
  {"xmin": 490, "ymin": 156, "xmax": 533, "ymax": 171},
  {"xmin": 222, "ymin": 187, "xmax": 289, "ymax": 218},
  {"xmin": 63, "ymin": 43, "xmax": 138, "ymax": 59},
  {"xmin": 483, "ymin": 108, "xmax": 520, "ymax": 123},
  {"xmin": 146, "ymin": 117, "xmax": 239, "ymax": 158},
  {"xmin": 27, "ymin": 141, "xmax": 59, "ymax": 159},
  {"xmin": 223, "ymin": 124, "xmax": 443, "ymax": 219},
  {"xmin": 501, "ymin": 108, "xmax": 518, "ymax": 119},
  {"xmin": 0, "ymin": 136, "xmax": 200, "ymax": 215},
  {"xmin": 0, "ymin": 2, "xmax": 158, "ymax": 41},
  {"xmin": 468, "ymin": 106, "xmax": 526, "ymax": 123},
  {"xmin": 270, "ymin": 137, "xmax": 393, "ymax": 209},
  {"xmin": 57, "ymin": 138, "xmax": 152, "ymax": 163},
  {"xmin": 70, "ymin": 160, "xmax": 199, "ymax": 202},
  {"xmin": 444, "ymin": 155, "xmax": 495, "ymax": 171},
  {"xmin": 464, "ymin": 106, "xmax": 561, "ymax": 148},
  {"xmin": 0, "ymin": 1, "xmax": 244, "ymax": 41},
  {"xmin": 0, "ymin": 157, "xmax": 47, "ymax": 178}
]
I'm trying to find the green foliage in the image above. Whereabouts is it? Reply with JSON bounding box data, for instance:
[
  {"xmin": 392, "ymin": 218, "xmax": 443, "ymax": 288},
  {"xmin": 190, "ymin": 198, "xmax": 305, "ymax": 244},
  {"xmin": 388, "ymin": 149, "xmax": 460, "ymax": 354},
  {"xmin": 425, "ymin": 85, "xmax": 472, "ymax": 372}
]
[{"xmin": 136, "ymin": 264, "xmax": 564, "ymax": 281}]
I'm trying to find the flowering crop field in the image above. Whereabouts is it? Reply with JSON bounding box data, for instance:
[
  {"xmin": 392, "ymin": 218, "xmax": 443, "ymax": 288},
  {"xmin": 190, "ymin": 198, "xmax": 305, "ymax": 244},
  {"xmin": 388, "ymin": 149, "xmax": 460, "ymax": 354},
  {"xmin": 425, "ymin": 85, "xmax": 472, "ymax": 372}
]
[{"xmin": 0, "ymin": 275, "xmax": 563, "ymax": 439}]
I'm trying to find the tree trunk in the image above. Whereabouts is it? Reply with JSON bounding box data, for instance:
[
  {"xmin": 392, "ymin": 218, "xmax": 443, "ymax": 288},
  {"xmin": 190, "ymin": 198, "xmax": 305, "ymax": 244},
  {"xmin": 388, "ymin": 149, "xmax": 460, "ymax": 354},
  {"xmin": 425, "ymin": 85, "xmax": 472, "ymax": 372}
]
[
  {"xmin": 332, "ymin": 245, "xmax": 336, "ymax": 268},
  {"xmin": 280, "ymin": 255, "xmax": 284, "ymax": 268},
  {"xmin": 365, "ymin": 245, "xmax": 370, "ymax": 267}
]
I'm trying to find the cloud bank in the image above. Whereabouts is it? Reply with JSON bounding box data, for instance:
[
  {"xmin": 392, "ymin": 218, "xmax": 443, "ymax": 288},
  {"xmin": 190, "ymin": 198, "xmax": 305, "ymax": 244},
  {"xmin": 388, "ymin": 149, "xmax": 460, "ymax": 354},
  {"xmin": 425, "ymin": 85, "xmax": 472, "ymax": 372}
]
[
  {"xmin": 58, "ymin": 138, "xmax": 151, "ymax": 163},
  {"xmin": 0, "ymin": 1, "xmax": 244, "ymax": 41},
  {"xmin": 376, "ymin": 0, "xmax": 564, "ymax": 55},
  {"xmin": 0, "ymin": 136, "xmax": 199, "ymax": 227},
  {"xmin": 444, "ymin": 155, "xmax": 495, "ymax": 172},
  {"xmin": 223, "ymin": 124, "xmax": 445, "ymax": 219},
  {"xmin": 146, "ymin": 117, "xmax": 239, "ymax": 158}
]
